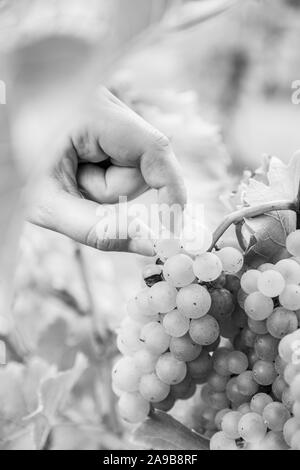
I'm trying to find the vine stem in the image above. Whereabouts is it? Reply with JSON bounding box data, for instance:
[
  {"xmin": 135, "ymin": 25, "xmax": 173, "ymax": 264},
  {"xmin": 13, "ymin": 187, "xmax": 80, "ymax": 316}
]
[{"xmin": 208, "ymin": 199, "xmax": 297, "ymax": 251}]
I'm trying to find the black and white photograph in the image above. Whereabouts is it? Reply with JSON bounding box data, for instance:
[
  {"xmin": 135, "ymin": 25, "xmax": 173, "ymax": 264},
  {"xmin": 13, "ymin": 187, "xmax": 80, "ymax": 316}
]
[{"xmin": 1, "ymin": 0, "xmax": 300, "ymax": 453}]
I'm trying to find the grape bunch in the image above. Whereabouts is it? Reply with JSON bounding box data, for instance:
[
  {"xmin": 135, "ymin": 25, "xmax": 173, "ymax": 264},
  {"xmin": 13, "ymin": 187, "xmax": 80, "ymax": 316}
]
[{"xmin": 112, "ymin": 230, "xmax": 300, "ymax": 450}]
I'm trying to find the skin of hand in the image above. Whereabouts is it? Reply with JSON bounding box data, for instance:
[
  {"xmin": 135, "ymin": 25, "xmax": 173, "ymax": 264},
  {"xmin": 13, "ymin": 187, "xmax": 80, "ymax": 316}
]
[{"xmin": 29, "ymin": 87, "xmax": 187, "ymax": 255}]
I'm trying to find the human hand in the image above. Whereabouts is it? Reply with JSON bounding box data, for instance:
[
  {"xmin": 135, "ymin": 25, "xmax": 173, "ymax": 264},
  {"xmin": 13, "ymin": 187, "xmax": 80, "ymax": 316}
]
[{"xmin": 29, "ymin": 87, "xmax": 186, "ymax": 255}]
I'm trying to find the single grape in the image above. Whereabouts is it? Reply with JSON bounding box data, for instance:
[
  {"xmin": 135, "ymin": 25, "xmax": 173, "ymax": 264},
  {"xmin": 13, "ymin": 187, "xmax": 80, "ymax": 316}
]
[
  {"xmin": 154, "ymin": 238, "xmax": 183, "ymax": 261},
  {"xmin": 244, "ymin": 292, "xmax": 273, "ymax": 321},
  {"xmin": 227, "ymin": 351, "xmax": 249, "ymax": 375},
  {"xmin": 139, "ymin": 372, "xmax": 170, "ymax": 402},
  {"xmin": 283, "ymin": 417, "xmax": 300, "ymax": 446},
  {"xmin": 272, "ymin": 376, "xmax": 287, "ymax": 401},
  {"xmin": 148, "ymin": 281, "xmax": 177, "ymax": 314},
  {"xmin": 213, "ymin": 348, "xmax": 231, "ymax": 377},
  {"xmin": 169, "ymin": 334, "xmax": 202, "ymax": 362},
  {"xmin": 250, "ymin": 393, "xmax": 273, "ymax": 414},
  {"xmin": 188, "ymin": 349, "xmax": 213, "ymax": 380},
  {"xmin": 118, "ymin": 321, "xmax": 143, "ymax": 353},
  {"xmin": 176, "ymin": 284, "xmax": 211, "ymax": 319},
  {"xmin": 215, "ymin": 408, "xmax": 231, "ymax": 430},
  {"xmin": 275, "ymin": 259, "xmax": 300, "ymax": 285},
  {"xmin": 156, "ymin": 352, "xmax": 187, "ymax": 385},
  {"xmin": 130, "ymin": 309, "xmax": 160, "ymax": 326},
  {"xmin": 133, "ymin": 349, "xmax": 158, "ymax": 374},
  {"xmin": 181, "ymin": 225, "xmax": 213, "ymax": 256},
  {"xmin": 163, "ymin": 254, "xmax": 195, "ymax": 288},
  {"xmin": 225, "ymin": 274, "xmax": 240, "ymax": 295},
  {"xmin": 201, "ymin": 407, "xmax": 218, "ymax": 429},
  {"xmin": 257, "ymin": 270, "xmax": 285, "ymax": 297},
  {"xmin": 286, "ymin": 230, "xmax": 300, "ymax": 257},
  {"xmin": 219, "ymin": 318, "xmax": 239, "ymax": 340},
  {"xmin": 207, "ymin": 371, "xmax": 229, "ymax": 392},
  {"xmin": 238, "ymin": 412, "xmax": 267, "ymax": 443},
  {"xmin": 226, "ymin": 377, "xmax": 250, "ymax": 406},
  {"xmin": 279, "ymin": 284, "xmax": 300, "ymax": 310},
  {"xmin": 171, "ymin": 374, "xmax": 195, "ymax": 400},
  {"xmin": 241, "ymin": 269, "xmax": 261, "ymax": 294},
  {"xmin": 254, "ymin": 334, "xmax": 279, "ymax": 361},
  {"xmin": 127, "ymin": 297, "xmax": 156, "ymax": 324},
  {"xmin": 208, "ymin": 288, "xmax": 234, "ymax": 321},
  {"xmin": 112, "ymin": 357, "xmax": 141, "ymax": 392},
  {"xmin": 189, "ymin": 315, "xmax": 220, "ymax": 346},
  {"xmin": 232, "ymin": 306, "xmax": 248, "ymax": 329},
  {"xmin": 237, "ymin": 403, "xmax": 251, "ymax": 415},
  {"xmin": 216, "ymin": 247, "xmax": 244, "ymax": 274},
  {"xmin": 266, "ymin": 307, "xmax": 298, "ymax": 339},
  {"xmin": 240, "ymin": 327, "xmax": 257, "ymax": 348},
  {"xmin": 201, "ymin": 383, "xmax": 229, "ymax": 410},
  {"xmin": 262, "ymin": 402, "xmax": 290, "ymax": 432},
  {"xmin": 182, "ymin": 380, "xmax": 197, "ymax": 401},
  {"xmin": 116, "ymin": 334, "xmax": 135, "ymax": 356},
  {"xmin": 134, "ymin": 288, "xmax": 157, "ymax": 317},
  {"xmin": 221, "ymin": 411, "xmax": 242, "ymax": 439},
  {"xmin": 252, "ymin": 360, "xmax": 277, "ymax": 386},
  {"xmin": 140, "ymin": 321, "xmax": 170, "ymax": 354},
  {"xmin": 210, "ymin": 273, "xmax": 227, "ymax": 289},
  {"xmin": 248, "ymin": 318, "xmax": 268, "ymax": 335},
  {"xmin": 153, "ymin": 393, "xmax": 176, "ymax": 412},
  {"xmin": 258, "ymin": 263, "xmax": 275, "ymax": 272},
  {"xmin": 209, "ymin": 391, "xmax": 230, "ymax": 410},
  {"xmin": 143, "ymin": 264, "xmax": 163, "ymax": 287},
  {"xmin": 236, "ymin": 371, "xmax": 259, "ymax": 396},
  {"xmin": 210, "ymin": 431, "xmax": 238, "ymax": 450},
  {"xmin": 193, "ymin": 252, "xmax": 223, "ymax": 282},
  {"xmin": 118, "ymin": 392, "xmax": 150, "ymax": 423},
  {"xmin": 162, "ymin": 309, "xmax": 189, "ymax": 337}
]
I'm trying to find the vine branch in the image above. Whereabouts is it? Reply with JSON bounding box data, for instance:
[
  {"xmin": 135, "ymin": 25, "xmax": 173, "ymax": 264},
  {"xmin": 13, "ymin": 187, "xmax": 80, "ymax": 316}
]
[{"xmin": 208, "ymin": 199, "xmax": 297, "ymax": 251}]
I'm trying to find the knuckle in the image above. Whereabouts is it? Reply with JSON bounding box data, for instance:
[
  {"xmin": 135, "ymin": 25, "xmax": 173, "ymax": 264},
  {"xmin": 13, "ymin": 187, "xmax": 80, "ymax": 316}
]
[
  {"xmin": 151, "ymin": 129, "xmax": 171, "ymax": 152},
  {"xmin": 85, "ymin": 225, "xmax": 117, "ymax": 252},
  {"xmin": 98, "ymin": 237, "xmax": 117, "ymax": 252}
]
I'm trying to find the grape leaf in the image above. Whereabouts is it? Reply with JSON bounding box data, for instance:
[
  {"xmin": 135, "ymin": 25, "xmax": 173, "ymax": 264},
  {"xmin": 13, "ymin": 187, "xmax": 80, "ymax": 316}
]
[
  {"xmin": 36, "ymin": 353, "xmax": 88, "ymax": 421},
  {"xmin": 133, "ymin": 411, "xmax": 209, "ymax": 450},
  {"xmin": 26, "ymin": 353, "xmax": 88, "ymax": 449},
  {"xmin": 238, "ymin": 151, "xmax": 300, "ymax": 265}
]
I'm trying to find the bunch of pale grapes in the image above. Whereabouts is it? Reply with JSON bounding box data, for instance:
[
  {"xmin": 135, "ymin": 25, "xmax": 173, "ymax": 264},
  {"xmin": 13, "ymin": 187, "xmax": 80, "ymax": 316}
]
[{"xmin": 112, "ymin": 230, "xmax": 300, "ymax": 450}]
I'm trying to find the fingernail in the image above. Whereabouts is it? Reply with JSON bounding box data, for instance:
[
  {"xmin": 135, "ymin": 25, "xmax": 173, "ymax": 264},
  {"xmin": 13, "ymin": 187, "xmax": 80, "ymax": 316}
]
[{"xmin": 130, "ymin": 239, "xmax": 155, "ymax": 257}]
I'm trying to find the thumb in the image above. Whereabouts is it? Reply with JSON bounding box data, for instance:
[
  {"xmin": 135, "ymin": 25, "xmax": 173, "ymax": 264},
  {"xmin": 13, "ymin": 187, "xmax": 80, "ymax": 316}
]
[{"xmin": 28, "ymin": 185, "xmax": 155, "ymax": 256}]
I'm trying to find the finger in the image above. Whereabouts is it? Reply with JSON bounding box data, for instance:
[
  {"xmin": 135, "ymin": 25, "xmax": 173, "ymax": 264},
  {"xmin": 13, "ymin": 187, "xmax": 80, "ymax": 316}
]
[
  {"xmin": 74, "ymin": 89, "xmax": 187, "ymax": 208},
  {"xmin": 29, "ymin": 182, "xmax": 155, "ymax": 256},
  {"xmin": 71, "ymin": 132, "xmax": 109, "ymax": 163},
  {"xmin": 139, "ymin": 134, "xmax": 187, "ymax": 208},
  {"xmin": 77, "ymin": 163, "xmax": 148, "ymax": 204}
]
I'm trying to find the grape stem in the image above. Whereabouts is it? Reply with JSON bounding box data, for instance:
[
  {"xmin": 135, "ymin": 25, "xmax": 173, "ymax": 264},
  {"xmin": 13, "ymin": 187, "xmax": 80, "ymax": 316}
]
[{"xmin": 208, "ymin": 199, "xmax": 297, "ymax": 251}]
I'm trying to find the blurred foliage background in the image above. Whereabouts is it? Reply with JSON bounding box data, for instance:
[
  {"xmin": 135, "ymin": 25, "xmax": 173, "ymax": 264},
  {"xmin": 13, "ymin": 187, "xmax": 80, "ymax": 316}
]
[{"xmin": 0, "ymin": 0, "xmax": 300, "ymax": 449}]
